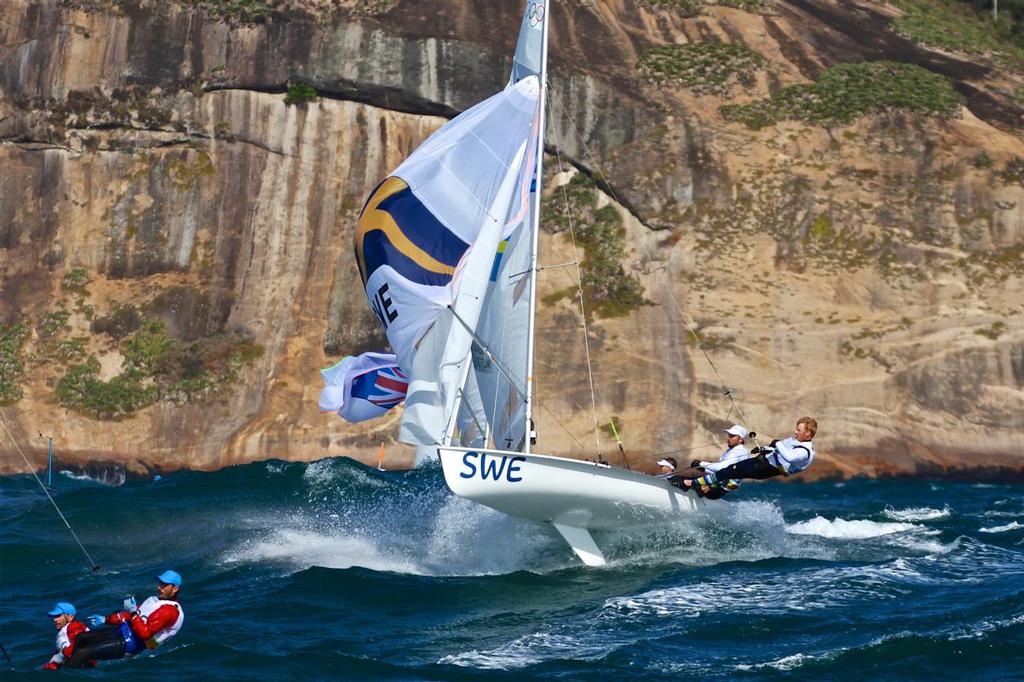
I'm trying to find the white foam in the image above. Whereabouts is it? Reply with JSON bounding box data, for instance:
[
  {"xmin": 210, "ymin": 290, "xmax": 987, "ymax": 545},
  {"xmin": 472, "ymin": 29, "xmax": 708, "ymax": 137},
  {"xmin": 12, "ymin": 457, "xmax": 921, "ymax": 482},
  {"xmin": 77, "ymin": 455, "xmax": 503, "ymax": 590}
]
[
  {"xmin": 786, "ymin": 516, "xmax": 919, "ymax": 539},
  {"xmin": 59, "ymin": 469, "xmax": 126, "ymax": 486},
  {"xmin": 223, "ymin": 528, "xmax": 422, "ymax": 574},
  {"xmin": 439, "ymin": 632, "xmax": 609, "ymax": 669},
  {"xmin": 421, "ymin": 495, "xmax": 567, "ymax": 575},
  {"xmin": 736, "ymin": 650, "xmax": 839, "ymax": 672},
  {"xmin": 983, "ymin": 510, "xmax": 1021, "ymax": 518},
  {"xmin": 979, "ymin": 521, "xmax": 1023, "ymax": 534},
  {"xmin": 883, "ymin": 505, "xmax": 951, "ymax": 522}
]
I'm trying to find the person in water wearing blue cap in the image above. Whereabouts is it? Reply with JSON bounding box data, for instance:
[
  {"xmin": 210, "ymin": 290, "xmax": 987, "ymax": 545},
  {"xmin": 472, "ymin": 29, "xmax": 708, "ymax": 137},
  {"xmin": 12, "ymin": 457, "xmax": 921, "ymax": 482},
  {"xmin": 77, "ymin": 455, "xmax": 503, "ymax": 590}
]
[
  {"xmin": 64, "ymin": 570, "xmax": 185, "ymax": 668},
  {"xmin": 41, "ymin": 601, "xmax": 93, "ymax": 670}
]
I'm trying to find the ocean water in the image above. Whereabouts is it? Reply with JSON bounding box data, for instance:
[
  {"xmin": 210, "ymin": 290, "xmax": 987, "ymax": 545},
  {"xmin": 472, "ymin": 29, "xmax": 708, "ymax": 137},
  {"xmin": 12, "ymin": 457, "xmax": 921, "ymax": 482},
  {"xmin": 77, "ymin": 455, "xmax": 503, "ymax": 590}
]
[{"xmin": 1, "ymin": 458, "xmax": 1023, "ymax": 680}]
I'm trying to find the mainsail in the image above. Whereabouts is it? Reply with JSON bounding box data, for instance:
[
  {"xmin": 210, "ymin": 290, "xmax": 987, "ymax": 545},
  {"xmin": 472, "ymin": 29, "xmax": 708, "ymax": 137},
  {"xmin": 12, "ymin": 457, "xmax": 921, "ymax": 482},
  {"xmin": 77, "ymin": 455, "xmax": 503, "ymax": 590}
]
[{"xmin": 334, "ymin": 0, "xmax": 549, "ymax": 461}]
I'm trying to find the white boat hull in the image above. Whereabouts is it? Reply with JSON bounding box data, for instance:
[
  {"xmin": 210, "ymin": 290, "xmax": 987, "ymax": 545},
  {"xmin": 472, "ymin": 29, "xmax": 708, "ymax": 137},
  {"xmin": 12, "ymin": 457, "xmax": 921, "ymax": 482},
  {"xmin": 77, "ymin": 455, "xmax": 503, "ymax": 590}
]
[{"xmin": 438, "ymin": 446, "xmax": 708, "ymax": 565}]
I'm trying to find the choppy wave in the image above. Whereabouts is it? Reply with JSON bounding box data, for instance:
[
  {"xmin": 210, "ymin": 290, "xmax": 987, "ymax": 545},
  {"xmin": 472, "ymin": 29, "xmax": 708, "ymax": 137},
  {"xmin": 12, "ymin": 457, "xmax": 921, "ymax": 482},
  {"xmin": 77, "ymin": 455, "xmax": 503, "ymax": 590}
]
[
  {"xmin": 884, "ymin": 505, "xmax": 952, "ymax": 522},
  {"xmin": 979, "ymin": 521, "xmax": 1024, "ymax": 534},
  {"xmin": 3, "ymin": 460, "xmax": 1024, "ymax": 680},
  {"xmin": 786, "ymin": 515, "xmax": 919, "ymax": 539}
]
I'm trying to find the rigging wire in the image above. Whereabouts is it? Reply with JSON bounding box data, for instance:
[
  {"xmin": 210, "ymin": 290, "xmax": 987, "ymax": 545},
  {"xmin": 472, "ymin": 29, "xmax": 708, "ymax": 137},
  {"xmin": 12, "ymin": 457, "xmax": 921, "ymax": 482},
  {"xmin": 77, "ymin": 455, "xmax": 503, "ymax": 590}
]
[
  {"xmin": 549, "ymin": 116, "xmax": 604, "ymax": 458},
  {"xmin": 0, "ymin": 412, "xmax": 123, "ymax": 599},
  {"xmin": 548, "ymin": 94, "xmax": 761, "ymax": 451}
]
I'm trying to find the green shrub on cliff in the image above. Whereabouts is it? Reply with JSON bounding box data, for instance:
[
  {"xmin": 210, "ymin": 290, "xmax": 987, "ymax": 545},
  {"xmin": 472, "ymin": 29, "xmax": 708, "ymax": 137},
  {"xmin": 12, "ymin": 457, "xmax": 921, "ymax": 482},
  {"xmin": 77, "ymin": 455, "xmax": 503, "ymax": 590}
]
[
  {"xmin": 122, "ymin": 321, "xmax": 175, "ymax": 375},
  {"xmin": 997, "ymin": 156, "xmax": 1024, "ymax": 186},
  {"xmin": 54, "ymin": 319, "xmax": 264, "ymax": 419},
  {"xmin": 975, "ymin": 321, "xmax": 1007, "ymax": 340},
  {"xmin": 285, "ymin": 82, "xmax": 318, "ymax": 106},
  {"xmin": 638, "ymin": 42, "xmax": 765, "ymax": 95},
  {"xmin": 889, "ymin": 0, "xmax": 1024, "ymax": 67},
  {"xmin": 577, "ymin": 205, "xmax": 648, "ymax": 318},
  {"xmin": 721, "ymin": 61, "xmax": 962, "ymax": 129},
  {"xmin": 62, "ymin": 268, "xmax": 90, "ymax": 293},
  {"xmin": 56, "ymin": 356, "xmax": 159, "ymax": 420},
  {"xmin": 0, "ymin": 324, "xmax": 29, "ymax": 405},
  {"xmin": 184, "ymin": 0, "xmax": 273, "ymax": 24},
  {"xmin": 36, "ymin": 310, "xmax": 71, "ymax": 348},
  {"xmin": 91, "ymin": 304, "xmax": 142, "ymax": 340},
  {"xmin": 643, "ymin": 0, "xmax": 704, "ymax": 16},
  {"xmin": 541, "ymin": 174, "xmax": 647, "ymax": 318}
]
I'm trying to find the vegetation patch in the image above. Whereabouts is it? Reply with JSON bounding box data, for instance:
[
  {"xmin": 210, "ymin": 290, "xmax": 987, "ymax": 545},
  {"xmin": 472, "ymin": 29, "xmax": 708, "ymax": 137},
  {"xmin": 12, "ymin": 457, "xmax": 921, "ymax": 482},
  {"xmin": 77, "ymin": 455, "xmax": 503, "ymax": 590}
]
[
  {"xmin": 721, "ymin": 61, "xmax": 962, "ymax": 129},
  {"xmin": 975, "ymin": 321, "xmax": 1008, "ymax": 340},
  {"xmin": 62, "ymin": 268, "xmax": 91, "ymax": 294},
  {"xmin": 542, "ymin": 174, "xmax": 647, "ymax": 318},
  {"xmin": 0, "ymin": 324, "xmax": 29, "ymax": 405},
  {"xmin": 56, "ymin": 356, "xmax": 159, "ymax": 420},
  {"xmin": 36, "ymin": 309, "xmax": 71, "ymax": 347},
  {"xmin": 45, "ymin": 87, "xmax": 180, "ymax": 136},
  {"xmin": 972, "ymin": 151, "xmax": 994, "ymax": 169},
  {"xmin": 285, "ymin": 82, "xmax": 318, "ymax": 106},
  {"xmin": 715, "ymin": 0, "xmax": 771, "ymax": 10},
  {"xmin": 181, "ymin": 0, "xmax": 274, "ymax": 24},
  {"xmin": 643, "ymin": 0, "xmax": 704, "ymax": 17},
  {"xmin": 92, "ymin": 304, "xmax": 143, "ymax": 340},
  {"xmin": 889, "ymin": 0, "xmax": 1024, "ymax": 68},
  {"xmin": 997, "ymin": 156, "xmax": 1024, "ymax": 186},
  {"xmin": 643, "ymin": 0, "xmax": 771, "ymax": 15},
  {"xmin": 638, "ymin": 42, "xmax": 765, "ymax": 95},
  {"xmin": 55, "ymin": 320, "xmax": 264, "ymax": 419},
  {"xmin": 168, "ymin": 150, "xmax": 214, "ymax": 189}
]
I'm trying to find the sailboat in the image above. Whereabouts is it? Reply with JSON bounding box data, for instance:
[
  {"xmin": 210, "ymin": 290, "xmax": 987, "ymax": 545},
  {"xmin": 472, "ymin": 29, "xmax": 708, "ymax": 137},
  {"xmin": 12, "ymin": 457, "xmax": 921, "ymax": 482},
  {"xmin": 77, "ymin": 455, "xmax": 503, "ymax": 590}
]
[{"xmin": 324, "ymin": 0, "xmax": 709, "ymax": 566}]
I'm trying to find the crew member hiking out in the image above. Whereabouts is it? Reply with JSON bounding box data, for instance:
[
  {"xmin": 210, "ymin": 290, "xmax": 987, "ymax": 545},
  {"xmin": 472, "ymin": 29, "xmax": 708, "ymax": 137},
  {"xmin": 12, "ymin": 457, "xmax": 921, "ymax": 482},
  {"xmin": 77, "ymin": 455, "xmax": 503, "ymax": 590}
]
[
  {"xmin": 41, "ymin": 602, "xmax": 94, "ymax": 670},
  {"xmin": 671, "ymin": 424, "xmax": 751, "ymax": 499},
  {"xmin": 678, "ymin": 418, "xmax": 817, "ymax": 492},
  {"xmin": 64, "ymin": 570, "xmax": 184, "ymax": 668}
]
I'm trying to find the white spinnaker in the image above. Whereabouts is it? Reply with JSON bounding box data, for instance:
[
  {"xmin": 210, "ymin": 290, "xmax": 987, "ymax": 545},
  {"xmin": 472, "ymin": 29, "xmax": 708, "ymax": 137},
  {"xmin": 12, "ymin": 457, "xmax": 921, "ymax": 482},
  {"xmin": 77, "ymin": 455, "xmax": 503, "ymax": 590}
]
[
  {"xmin": 400, "ymin": 78, "xmax": 540, "ymax": 448},
  {"xmin": 364, "ymin": 77, "xmax": 542, "ymax": 376}
]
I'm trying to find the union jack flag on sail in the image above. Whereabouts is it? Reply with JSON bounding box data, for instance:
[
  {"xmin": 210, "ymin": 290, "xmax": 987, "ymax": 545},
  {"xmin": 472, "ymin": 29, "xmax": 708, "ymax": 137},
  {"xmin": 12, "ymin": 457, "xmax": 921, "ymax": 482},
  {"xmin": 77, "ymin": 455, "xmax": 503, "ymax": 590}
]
[{"xmin": 319, "ymin": 352, "xmax": 408, "ymax": 423}]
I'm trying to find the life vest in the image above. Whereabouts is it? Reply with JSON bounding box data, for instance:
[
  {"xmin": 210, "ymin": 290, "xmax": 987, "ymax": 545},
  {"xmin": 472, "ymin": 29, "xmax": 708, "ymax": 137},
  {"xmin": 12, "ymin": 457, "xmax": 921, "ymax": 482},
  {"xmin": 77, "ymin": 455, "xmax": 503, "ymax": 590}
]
[
  {"xmin": 138, "ymin": 596, "xmax": 184, "ymax": 647},
  {"xmin": 54, "ymin": 622, "xmax": 72, "ymax": 656}
]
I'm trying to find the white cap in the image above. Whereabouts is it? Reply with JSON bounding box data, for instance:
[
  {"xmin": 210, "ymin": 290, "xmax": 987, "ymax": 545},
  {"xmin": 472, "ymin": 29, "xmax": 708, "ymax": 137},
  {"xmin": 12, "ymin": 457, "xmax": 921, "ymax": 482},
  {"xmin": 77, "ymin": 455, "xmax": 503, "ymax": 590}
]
[
  {"xmin": 724, "ymin": 424, "xmax": 748, "ymax": 439},
  {"xmin": 656, "ymin": 459, "xmax": 675, "ymax": 468}
]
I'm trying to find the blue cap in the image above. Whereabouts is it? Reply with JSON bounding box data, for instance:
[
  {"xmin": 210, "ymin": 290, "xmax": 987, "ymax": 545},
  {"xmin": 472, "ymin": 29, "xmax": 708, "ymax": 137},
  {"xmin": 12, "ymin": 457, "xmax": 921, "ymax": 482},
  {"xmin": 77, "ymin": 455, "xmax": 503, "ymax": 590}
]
[
  {"xmin": 47, "ymin": 602, "xmax": 76, "ymax": 617},
  {"xmin": 155, "ymin": 570, "xmax": 182, "ymax": 587}
]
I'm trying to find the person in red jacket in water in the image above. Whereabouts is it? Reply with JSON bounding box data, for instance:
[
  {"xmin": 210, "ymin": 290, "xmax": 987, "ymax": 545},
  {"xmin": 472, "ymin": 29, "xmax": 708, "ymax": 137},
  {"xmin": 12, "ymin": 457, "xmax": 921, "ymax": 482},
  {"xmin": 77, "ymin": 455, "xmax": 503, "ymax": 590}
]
[
  {"xmin": 65, "ymin": 570, "xmax": 185, "ymax": 668},
  {"xmin": 41, "ymin": 602, "xmax": 94, "ymax": 670}
]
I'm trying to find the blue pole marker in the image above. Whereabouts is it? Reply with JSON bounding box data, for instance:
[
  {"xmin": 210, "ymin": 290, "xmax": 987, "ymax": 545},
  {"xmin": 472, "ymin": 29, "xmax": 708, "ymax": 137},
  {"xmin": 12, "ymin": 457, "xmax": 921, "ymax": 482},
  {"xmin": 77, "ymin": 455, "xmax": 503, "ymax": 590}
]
[{"xmin": 47, "ymin": 437, "xmax": 54, "ymax": 488}]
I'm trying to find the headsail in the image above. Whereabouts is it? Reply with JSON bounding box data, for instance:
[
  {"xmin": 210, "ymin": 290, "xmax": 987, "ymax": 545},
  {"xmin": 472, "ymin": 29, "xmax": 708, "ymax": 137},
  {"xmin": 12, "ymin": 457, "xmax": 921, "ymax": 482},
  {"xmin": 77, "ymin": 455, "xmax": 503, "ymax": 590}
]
[{"xmin": 465, "ymin": 0, "xmax": 550, "ymax": 453}]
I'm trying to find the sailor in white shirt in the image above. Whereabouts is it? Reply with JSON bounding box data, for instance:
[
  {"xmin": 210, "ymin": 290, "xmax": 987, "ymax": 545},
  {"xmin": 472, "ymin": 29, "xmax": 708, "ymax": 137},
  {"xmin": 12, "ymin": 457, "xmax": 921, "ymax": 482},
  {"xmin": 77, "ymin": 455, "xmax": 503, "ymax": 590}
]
[
  {"xmin": 669, "ymin": 425, "xmax": 752, "ymax": 499},
  {"xmin": 699, "ymin": 424, "xmax": 751, "ymax": 474},
  {"xmin": 679, "ymin": 417, "xmax": 818, "ymax": 490}
]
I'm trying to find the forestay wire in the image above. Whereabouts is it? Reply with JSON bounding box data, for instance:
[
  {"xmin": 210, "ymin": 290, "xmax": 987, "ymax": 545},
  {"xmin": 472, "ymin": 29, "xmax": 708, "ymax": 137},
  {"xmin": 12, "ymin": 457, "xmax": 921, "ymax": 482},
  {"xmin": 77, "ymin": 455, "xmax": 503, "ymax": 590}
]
[
  {"xmin": 547, "ymin": 93, "xmax": 761, "ymax": 453},
  {"xmin": 0, "ymin": 412, "xmax": 123, "ymax": 599}
]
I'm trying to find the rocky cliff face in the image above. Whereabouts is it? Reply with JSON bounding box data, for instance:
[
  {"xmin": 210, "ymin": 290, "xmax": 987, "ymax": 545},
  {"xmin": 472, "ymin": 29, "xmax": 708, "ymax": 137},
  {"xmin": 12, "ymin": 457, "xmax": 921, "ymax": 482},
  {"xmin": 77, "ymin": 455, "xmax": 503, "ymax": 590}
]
[{"xmin": 1, "ymin": 0, "xmax": 1022, "ymax": 480}]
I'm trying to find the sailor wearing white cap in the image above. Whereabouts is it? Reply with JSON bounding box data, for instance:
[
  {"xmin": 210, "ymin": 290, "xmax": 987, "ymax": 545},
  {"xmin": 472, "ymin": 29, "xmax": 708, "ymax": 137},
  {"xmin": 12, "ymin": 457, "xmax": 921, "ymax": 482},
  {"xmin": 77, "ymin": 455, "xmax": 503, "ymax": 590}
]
[
  {"xmin": 681, "ymin": 417, "xmax": 818, "ymax": 490},
  {"xmin": 696, "ymin": 425, "xmax": 751, "ymax": 474}
]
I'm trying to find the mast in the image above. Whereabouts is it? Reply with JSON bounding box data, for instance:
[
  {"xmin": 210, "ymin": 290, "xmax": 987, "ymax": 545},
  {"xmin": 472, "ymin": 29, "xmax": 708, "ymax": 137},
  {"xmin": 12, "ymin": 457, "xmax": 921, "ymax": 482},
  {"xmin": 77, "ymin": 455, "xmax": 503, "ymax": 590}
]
[{"xmin": 517, "ymin": 1, "xmax": 549, "ymax": 454}]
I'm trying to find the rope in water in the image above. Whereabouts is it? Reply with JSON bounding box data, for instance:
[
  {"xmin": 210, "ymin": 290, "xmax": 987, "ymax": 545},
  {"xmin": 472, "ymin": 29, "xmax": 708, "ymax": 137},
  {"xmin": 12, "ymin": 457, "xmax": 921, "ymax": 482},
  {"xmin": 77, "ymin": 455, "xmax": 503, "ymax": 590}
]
[{"xmin": 0, "ymin": 411, "xmax": 123, "ymax": 599}]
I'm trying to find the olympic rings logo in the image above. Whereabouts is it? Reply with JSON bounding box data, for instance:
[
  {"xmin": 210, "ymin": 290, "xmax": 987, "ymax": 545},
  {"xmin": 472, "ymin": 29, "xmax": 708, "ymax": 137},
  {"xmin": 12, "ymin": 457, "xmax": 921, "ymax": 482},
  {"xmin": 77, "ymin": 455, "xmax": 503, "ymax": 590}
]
[{"xmin": 528, "ymin": 2, "xmax": 545, "ymax": 28}]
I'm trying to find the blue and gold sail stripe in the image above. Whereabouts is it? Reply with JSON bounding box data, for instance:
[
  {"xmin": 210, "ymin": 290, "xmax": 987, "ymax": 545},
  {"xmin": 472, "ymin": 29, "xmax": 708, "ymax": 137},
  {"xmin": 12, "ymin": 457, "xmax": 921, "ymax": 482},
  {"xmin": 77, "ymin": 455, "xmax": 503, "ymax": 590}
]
[{"xmin": 355, "ymin": 177, "xmax": 469, "ymax": 288}]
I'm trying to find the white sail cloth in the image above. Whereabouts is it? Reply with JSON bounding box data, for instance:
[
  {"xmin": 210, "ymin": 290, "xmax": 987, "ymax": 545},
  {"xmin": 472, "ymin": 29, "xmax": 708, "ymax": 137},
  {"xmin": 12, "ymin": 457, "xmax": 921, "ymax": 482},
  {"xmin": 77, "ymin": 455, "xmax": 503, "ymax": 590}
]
[{"xmin": 352, "ymin": 76, "xmax": 540, "ymax": 447}]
